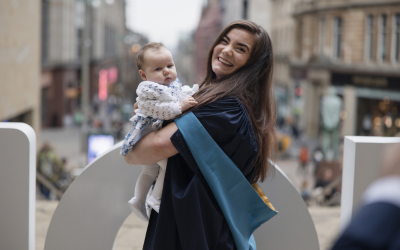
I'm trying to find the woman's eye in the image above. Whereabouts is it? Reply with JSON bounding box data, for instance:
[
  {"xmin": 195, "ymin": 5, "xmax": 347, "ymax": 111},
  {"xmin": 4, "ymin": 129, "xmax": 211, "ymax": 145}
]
[
  {"xmin": 221, "ymin": 39, "xmax": 228, "ymax": 44},
  {"xmin": 237, "ymin": 48, "xmax": 245, "ymax": 52}
]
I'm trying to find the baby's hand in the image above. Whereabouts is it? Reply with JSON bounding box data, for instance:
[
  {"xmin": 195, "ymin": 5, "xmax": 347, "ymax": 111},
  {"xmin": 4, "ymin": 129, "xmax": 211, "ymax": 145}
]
[
  {"xmin": 180, "ymin": 97, "xmax": 198, "ymax": 112},
  {"xmin": 133, "ymin": 102, "xmax": 139, "ymax": 115}
]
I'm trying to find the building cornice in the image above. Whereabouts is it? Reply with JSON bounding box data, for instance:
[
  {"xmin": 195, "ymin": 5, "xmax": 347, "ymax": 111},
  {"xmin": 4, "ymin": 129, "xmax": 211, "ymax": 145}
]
[
  {"xmin": 294, "ymin": 0, "xmax": 400, "ymax": 16},
  {"xmin": 41, "ymin": 62, "xmax": 81, "ymax": 71},
  {"xmin": 290, "ymin": 61, "xmax": 400, "ymax": 77}
]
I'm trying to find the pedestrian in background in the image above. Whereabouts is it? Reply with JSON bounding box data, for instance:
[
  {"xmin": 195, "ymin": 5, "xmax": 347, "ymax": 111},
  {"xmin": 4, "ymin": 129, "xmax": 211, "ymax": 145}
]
[
  {"xmin": 37, "ymin": 142, "xmax": 70, "ymax": 199},
  {"xmin": 298, "ymin": 144, "xmax": 309, "ymax": 175}
]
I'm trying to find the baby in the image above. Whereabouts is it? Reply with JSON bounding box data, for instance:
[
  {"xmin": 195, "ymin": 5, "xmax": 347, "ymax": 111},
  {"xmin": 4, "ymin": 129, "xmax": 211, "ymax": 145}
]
[{"xmin": 120, "ymin": 42, "xmax": 198, "ymax": 222}]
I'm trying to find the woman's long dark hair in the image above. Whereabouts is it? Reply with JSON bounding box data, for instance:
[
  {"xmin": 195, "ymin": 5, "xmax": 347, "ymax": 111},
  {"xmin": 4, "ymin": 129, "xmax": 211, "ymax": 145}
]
[{"xmin": 187, "ymin": 20, "xmax": 277, "ymax": 183}]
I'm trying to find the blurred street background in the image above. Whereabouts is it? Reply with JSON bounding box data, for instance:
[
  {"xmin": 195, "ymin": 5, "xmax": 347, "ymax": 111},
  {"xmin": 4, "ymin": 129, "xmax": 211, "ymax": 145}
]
[{"xmin": 2, "ymin": 0, "xmax": 400, "ymax": 249}]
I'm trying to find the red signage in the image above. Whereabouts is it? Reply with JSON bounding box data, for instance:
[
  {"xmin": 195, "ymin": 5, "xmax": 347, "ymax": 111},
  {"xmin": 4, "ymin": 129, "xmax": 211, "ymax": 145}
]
[{"xmin": 99, "ymin": 69, "xmax": 108, "ymax": 101}]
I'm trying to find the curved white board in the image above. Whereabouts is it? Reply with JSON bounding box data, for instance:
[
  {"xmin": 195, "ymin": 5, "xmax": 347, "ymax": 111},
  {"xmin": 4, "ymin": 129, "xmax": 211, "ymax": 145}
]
[
  {"xmin": 254, "ymin": 163, "xmax": 319, "ymax": 249},
  {"xmin": 45, "ymin": 142, "xmax": 319, "ymax": 250}
]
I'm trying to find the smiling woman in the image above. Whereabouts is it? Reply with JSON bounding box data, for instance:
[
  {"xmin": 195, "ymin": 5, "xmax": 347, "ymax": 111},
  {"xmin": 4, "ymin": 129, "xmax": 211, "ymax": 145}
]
[
  {"xmin": 191, "ymin": 20, "xmax": 276, "ymax": 183},
  {"xmin": 124, "ymin": 20, "xmax": 276, "ymax": 250}
]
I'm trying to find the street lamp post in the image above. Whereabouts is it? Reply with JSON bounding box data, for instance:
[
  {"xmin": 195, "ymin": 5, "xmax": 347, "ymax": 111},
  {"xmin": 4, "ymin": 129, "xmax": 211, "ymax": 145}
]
[
  {"xmin": 80, "ymin": 0, "xmax": 90, "ymax": 153},
  {"xmin": 80, "ymin": 0, "xmax": 114, "ymax": 154}
]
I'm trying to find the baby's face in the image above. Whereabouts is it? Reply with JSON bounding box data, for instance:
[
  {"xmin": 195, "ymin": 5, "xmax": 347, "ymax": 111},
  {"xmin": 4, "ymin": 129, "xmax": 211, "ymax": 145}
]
[{"xmin": 139, "ymin": 47, "xmax": 177, "ymax": 86}]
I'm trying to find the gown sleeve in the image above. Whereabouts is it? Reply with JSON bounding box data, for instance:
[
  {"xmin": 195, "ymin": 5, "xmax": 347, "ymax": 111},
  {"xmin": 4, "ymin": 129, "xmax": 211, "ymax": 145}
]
[{"xmin": 143, "ymin": 96, "xmax": 258, "ymax": 250}]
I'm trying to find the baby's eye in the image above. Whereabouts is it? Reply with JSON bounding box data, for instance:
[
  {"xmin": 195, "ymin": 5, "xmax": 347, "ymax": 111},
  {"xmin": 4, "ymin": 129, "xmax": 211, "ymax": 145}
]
[
  {"xmin": 155, "ymin": 68, "xmax": 161, "ymax": 71},
  {"xmin": 167, "ymin": 65, "xmax": 174, "ymax": 68}
]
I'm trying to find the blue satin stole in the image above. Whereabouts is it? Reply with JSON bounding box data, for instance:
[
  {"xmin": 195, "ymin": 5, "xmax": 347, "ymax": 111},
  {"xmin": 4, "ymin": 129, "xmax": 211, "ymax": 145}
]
[{"xmin": 175, "ymin": 112, "xmax": 278, "ymax": 250}]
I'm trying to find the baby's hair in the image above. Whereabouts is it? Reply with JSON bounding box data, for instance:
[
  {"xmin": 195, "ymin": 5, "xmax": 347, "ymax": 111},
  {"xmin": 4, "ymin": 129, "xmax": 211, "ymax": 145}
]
[{"xmin": 136, "ymin": 42, "xmax": 165, "ymax": 70}]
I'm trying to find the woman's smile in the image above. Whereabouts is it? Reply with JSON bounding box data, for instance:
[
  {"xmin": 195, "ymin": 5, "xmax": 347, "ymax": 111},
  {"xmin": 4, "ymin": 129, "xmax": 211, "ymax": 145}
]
[{"xmin": 218, "ymin": 57, "xmax": 233, "ymax": 66}]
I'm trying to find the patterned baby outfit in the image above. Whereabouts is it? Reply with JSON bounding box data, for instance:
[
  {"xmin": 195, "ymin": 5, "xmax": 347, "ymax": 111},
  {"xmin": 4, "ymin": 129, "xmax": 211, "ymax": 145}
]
[{"xmin": 120, "ymin": 78, "xmax": 198, "ymax": 156}]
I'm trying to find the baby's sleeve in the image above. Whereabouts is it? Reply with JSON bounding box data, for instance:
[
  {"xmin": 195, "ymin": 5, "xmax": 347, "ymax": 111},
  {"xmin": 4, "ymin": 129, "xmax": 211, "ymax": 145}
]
[
  {"xmin": 136, "ymin": 81, "xmax": 169, "ymax": 100},
  {"xmin": 136, "ymin": 81, "xmax": 182, "ymax": 120},
  {"xmin": 181, "ymin": 84, "xmax": 199, "ymax": 96},
  {"xmin": 137, "ymin": 99, "xmax": 182, "ymax": 120}
]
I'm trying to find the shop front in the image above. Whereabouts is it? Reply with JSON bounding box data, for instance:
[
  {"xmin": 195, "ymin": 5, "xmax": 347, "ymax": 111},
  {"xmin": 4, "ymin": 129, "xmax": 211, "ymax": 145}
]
[{"xmin": 332, "ymin": 72, "xmax": 400, "ymax": 137}]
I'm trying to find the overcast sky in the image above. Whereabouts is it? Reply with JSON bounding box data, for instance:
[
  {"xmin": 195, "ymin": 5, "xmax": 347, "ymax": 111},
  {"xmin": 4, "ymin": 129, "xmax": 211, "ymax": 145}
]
[{"xmin": 125, "ymin": 0, "xmax": 205, "ymax": 49}]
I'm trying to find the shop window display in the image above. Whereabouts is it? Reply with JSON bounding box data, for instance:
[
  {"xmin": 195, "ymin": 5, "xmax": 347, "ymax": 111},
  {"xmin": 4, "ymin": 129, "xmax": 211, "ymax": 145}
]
[{"xmin": 357, "ymin": 97, "xmax": 400, "ymax": 136}]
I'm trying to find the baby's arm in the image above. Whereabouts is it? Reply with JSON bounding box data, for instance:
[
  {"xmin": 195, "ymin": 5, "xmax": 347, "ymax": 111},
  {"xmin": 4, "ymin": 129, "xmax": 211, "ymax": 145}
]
[
  {"xmin": 137, "ymin": 98, "xmax": 182, "ymax": 120},
  {"xmin": 133, "ymin": 97, "xmax": 196, "ymax": 117}
]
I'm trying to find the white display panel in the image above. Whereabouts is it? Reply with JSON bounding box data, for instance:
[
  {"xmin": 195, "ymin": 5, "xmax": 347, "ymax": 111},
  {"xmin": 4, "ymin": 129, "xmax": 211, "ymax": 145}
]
[
  {"xmin": 0, "ymin": 123, "xmax": 36, "ymax": 250},
  {"xmin": 341, "ymin": 136, "xmax": 400, "ymax": 230}
]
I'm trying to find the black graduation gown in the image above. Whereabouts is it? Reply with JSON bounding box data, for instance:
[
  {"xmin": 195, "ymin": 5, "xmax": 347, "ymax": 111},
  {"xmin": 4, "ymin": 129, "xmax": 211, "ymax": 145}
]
[{"xmin": 143, "ymin": 97, "xmax": 258, "ymax": 250}]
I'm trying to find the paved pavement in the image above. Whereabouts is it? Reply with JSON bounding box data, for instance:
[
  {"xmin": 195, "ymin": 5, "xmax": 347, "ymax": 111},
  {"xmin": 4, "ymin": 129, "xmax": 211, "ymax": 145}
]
[
  {"xmin": 37, "ymin": 128, "xmax": 341, "ymax": 250},
  {"xmin": 35, "ymin": 199, "xmax": 340, "ymax": 250}
]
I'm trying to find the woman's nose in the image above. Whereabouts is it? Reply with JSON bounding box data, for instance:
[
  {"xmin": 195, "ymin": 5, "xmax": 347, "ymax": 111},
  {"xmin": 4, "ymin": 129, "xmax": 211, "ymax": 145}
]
[{"xmin": 222, "ymin": 46, "xmax": 233, "ymax": 57}]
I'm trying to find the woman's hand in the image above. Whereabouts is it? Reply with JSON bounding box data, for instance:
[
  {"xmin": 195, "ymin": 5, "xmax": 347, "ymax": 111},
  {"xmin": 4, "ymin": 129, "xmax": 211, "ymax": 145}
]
[{"xmin": 123, "ymin": 122, "xmax": 179, "ymax": 165}]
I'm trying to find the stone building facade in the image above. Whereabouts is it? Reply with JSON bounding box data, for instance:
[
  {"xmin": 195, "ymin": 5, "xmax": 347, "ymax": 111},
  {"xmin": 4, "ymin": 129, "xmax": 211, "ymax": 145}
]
[
  {"xmin": 292, "ymin": 0, "xmax": 400, "ymax": 138},
  {"xmin": 269, "ymin": 0, "xmax": 301, "ymax": 129},
  {"xmin": 0, "ymin": 0, "xmax": 41, "ymax": 134}
]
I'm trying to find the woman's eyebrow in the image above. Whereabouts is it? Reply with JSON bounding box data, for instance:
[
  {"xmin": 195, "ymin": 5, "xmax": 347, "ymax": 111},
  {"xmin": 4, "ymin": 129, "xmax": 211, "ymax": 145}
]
[{"xmin": 237, "ymin": 43, "xmax": 250, "ymax": 52}]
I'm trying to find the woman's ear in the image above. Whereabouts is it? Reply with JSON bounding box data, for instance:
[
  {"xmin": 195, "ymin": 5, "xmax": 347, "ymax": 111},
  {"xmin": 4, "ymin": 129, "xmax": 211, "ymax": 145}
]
[{"xmin": 139, "ymin": 69, "xmax": 147, "ymax": 81}]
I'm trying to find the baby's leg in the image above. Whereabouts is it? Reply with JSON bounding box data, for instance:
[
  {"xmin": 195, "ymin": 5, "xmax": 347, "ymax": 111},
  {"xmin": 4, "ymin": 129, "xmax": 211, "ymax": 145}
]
[
  {"xmin": 135, "ymin": 164, "xmax": 159, "ymax": 203},
  {"xmin": 147, "ymin": 159, "xmax": 167, "ymax": 213},
  {"xmin": 128, "ymin": 164, "xmax": 159, "ymax": 222}
]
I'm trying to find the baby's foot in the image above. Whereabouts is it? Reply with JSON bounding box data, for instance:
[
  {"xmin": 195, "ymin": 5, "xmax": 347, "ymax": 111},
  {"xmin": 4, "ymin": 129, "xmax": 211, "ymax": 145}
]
[{"xmin": 128, "ymin": 197, "xmax": 149, "ymax": 222}]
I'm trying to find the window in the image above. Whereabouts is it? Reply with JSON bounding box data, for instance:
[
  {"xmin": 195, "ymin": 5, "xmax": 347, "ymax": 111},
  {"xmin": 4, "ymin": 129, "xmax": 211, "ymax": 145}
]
[
  {"xmin": 76, "ymin": 1, "xmax": 85, "ymax": 61},
  {"xmin": 378, "ymin": 14, "xmax": 388, "ymax": 62},
  {"xmin": 103, "ymin": 25, "xmax": 116, "ymax": 58},
  {"xmin": 332, "ymin": 17, "xmax": 342, "ymax": 59},
  {"xmin": 41, "ymin": 0, "xmax": 50, "ymax": 65},
  {"xmin": 319, "ymin": 18, "xmax": 326, "ymax": 55},
  {"xmin": 242, "ymin": 0, "xmax": 248, "ymax": 20},
  {"xmin": 393, "ymin": 14, "xmax": 400, "ymax": 63},
  {"xmin": 365, "ymin": 15, "xmax": 374, "ymax": 61},
  {"xmin": 296, "ymin": 19, "xmax": 303, "ymax": 58}
]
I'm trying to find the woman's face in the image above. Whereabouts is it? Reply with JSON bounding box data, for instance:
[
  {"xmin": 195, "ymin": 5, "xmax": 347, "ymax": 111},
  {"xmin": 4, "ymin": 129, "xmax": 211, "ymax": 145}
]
[{"xmin": 211, "ymin": 28, "xmax": 255, "ymax": 79}]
